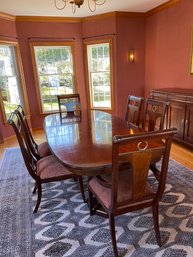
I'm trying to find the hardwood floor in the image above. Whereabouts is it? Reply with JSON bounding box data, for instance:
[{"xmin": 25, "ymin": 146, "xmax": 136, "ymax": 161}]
[
  {"xmin": 0, "ymin": 129, "xmax": 47, "ymax": 160},
  {"xmin": 0, "ymin": 129, "xmax": 193, "ymax": 170},
  {"xmin": 170, "ymin": 142, "xmax": 193, "ymax": 170}
]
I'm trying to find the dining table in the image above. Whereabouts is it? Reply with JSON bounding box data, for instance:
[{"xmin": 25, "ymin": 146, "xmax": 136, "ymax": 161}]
[{"xmin": 44, "ymin": 110, "xmax": 154, "ymax": 176}]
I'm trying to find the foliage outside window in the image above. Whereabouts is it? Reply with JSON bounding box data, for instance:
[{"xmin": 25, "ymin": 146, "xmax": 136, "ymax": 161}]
[
  {"xmin": 87, "ymin": 42, "xmax": 112, "ymax": 110},
  {"xmin": 32, "ymin": 44, "xmax": 75, "ymax": 113},
  {"xmin": 0, "ymin": 44, "xmax": 24, "ymax": 121}
]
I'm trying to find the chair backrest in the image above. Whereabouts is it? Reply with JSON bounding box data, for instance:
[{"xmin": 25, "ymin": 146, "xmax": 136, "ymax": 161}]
[
  {"xmin": 15, "ymin": 105, "xmax": 39, "ymax": 160},
  {"xmin": 110, "ymin": 128, "xmax": 176, "ymax": 211},
  {"xmin": 142, "ymin": 98, "xmax": 169, "ymax": 131},
  {"xmin": 57, "ymin": 93, "xmax": 81, "ymax": 119},
  {"xmin": 8, "ymin": 111, "xmax": 38, "ymax": 181},
  {"xmin": 125, "ymin": 95, "xmax": 144, "ymax": 125}
]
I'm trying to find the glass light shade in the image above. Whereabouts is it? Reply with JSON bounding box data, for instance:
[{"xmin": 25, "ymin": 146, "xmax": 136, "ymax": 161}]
[{"xmin": 129, "ymin": 49, "xmax": 134, "ymax": 62}]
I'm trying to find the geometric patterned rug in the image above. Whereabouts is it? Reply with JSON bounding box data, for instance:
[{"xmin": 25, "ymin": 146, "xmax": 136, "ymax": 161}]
[
  {"xmin": 0, "ymin": 148, "xmax": 34, "ymax": 257},
  {"xmin": 33, "ymin": 161, "xmax": 193, "ymax": 257},
  {"xmin": 1, "ymin": 148, "xmax": 193, "ymax": 257}
]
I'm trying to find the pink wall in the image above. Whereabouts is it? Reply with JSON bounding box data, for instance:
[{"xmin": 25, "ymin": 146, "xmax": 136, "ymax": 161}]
[
  {"xmin": 82, "ymin": 15, "xmax": 145, "ymax": 119},
  {"xmin": 115, "ymin": 16, "xmax": 145, "ymax": 118},
  {"xmin": 145, "ymin": 0, "xmax": 193, "ymax": 97},
  {"xmin": 0, "ymin": 14, "xmax": 146, "ymax": 139},
  {"xmin": 82, "ymin": 16, "xmax": 117, "ymax": 112},
  {"xmin": 16, "ymin": 21, "xmax": 86, "ymax": 128},
  {"xmin": 3, "ymin": 0, "xmax": 192, "ymax": 140},
  {"xmin": 16, "ymin": 17, "xmax": 119, "ymax": 129},
  {"xmin": 82, "ymin": 16, "xmax": 116, "ymax": 37}
]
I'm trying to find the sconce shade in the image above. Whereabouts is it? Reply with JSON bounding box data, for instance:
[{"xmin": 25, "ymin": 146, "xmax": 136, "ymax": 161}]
[{"xmin": 129, "ymin": 49, "xmax": 134, "ymax": 62}]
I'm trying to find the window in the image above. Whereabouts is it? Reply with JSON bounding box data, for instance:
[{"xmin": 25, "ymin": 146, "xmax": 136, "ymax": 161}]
[
  {"xmin": 31, "ymin": 43, "xmax": 76, "ymax": 113},
  {"xmin": 0, "ymin": 42, "xmax": 25, "ymax": 121},
  {"xmin": 86, "ymin": 41, "xmax": 113, "ymax": 110}
]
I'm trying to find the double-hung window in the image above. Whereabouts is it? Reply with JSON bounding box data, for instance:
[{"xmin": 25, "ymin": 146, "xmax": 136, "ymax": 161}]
[
  {"xmin": 86, "ymin": 40, "xmax": 113, "ymax": 111},
  {"xmin": 0, "ymin": 42, "xmax": 26, "ymax": 122},
  {"xmin": 31, "ymin": 42, "xmax": 75, "ymax": 113}
]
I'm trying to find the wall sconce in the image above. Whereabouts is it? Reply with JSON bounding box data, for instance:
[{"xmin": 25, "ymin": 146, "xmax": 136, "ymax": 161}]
[{"xmin": 129, "ymin": 49, "xmax": 135, "ymax": 62}]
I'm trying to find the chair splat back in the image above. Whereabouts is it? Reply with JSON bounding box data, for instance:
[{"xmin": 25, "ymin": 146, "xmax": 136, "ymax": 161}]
[
  {"xmin": 8, "ymin": 112, "xmax": 38, "ymax": 181},
  {"xmin": 142, "ymin": 98, "xmax": 169, "ymax": 131},
  {"xmin": 130, "ymin": 150, "xmax": 152, "ymax": 200},
  {"xmin": 16, "ymin": 105, "xmax": 36, "ymax": 147},
  {"xmin": 57, "ymin": 93, "xmax": 81, "ymax": 119},
  {"xmin": 15, "ymin": 105, "xmax": 39, "ymax": 160},
  {"xmin": 125, "ymin": 95, "xmax": 144, "ymax": 126},
  {"xmin": 15, "ymin": 105, "xmax": 52, "ymax": 160}
]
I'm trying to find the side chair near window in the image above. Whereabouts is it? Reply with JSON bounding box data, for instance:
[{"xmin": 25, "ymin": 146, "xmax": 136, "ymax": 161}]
[
  {"xmin": 57, "ymin": 93, "xmax": 81, "ymax": 119},
  {"xmin": 15, "ymin": 105, "xmax": 52, "ymax": 160},
  {"xmin": 88, "ymin": 128, "xmax": 177, "ymax": 257},
  {"xmin": 125, "ymin": 95, "xmax": 144, "ymax": 126},
  {"xmin": 8, "ymin": 111, "xmax": 85, "ymax": 213},
  {"xmin": 142, "ymin": 98, "xmax": 169, "ymax": 132}
]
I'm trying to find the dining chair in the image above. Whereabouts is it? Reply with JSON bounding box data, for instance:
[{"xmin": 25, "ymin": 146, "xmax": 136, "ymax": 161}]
[
  {"xmin": 57, "ymin": 93, "xmax": 81, "ymax": 119},
  {"xmin": 141, "ymin": 98, "xmax": 170, "ymax": 179},
  {"xmin": 142, "ymin": 98, "xmax": 169, "ymax": 132},
  {"xmin": 15, "ymin": 105, "xmax": 52, "ymax": 161},
  {"xmin": 88, "ymin": 128, "xmax": 177, "ymax": 257},
  {"xmin": 8, "ymin": 111, "xmax": 86, "ymax": 213},
  {"xmin": 125, "ymin": 95, "xmax": 144, "ymax": 126}
]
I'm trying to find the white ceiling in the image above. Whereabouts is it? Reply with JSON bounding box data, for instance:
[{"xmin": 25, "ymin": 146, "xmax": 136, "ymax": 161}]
[{"xmin": 0, "ymin": 0, "xmax": 169, "ymax": 18}]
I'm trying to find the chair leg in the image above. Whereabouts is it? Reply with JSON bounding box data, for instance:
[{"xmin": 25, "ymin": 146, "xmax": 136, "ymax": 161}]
[
  {"xmin": 109, "ymin": 213, "xmax": 119, "ymax": 257},
  {"xmin": 33, "ymin": 182, "xmax": 42, "ymax": 213},
  {"xmin": 150, "ymin": 163, "xmax": 160, "ymax": 181},
  {"xmin": 152, "ymin": 203, "xmax": 162, "ymax": 246},
  {"xmin": 88, "ymin": 189, "xmax": 94, "ymax": 216},
  {"xmin": 32, "ymin": 183, "xmax": 37, "ymax": 194},
  {"xmin": 78, "ymin": 176, "xmax": 86, "ymax": 202}
]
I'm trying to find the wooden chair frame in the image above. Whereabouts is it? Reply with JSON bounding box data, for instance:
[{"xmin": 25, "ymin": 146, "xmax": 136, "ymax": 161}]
[
  {"xmin": 125, "ymin": 95, "xmax": 144, "ymax": 126},
  {"xmin": 15, "ymin": 105, "xmax": 52, "ymax": 160},
  {"xmin": 57, "ymin": 93, "xmax": 81, "ymax": 119},
  {"xmin": 88, "ymin": 128, "xmax": 177, "ymax": 257},
  {"xmin": 15, "ymin": 105, "xmax": 40, "ymax": 160},
  {"xmin": 8, "ymin": 111, "xmax": 85, "ymax": 213},
  {"xmin": 142, "ymin": 98, "xmax": 169, "ymax": 132}
]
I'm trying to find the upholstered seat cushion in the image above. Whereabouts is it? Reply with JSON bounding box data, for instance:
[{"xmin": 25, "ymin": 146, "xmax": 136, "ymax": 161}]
[
  {"xmin": 89, "ymin": 169, "xmax": 155, "ymax": 209},
  {"xmin": 37, "ymin": 155, "xmax": 73, "ymax": 180},
  {"xmin": 38, "ymin": 142, "xmax": 52, "ymax": 158}
]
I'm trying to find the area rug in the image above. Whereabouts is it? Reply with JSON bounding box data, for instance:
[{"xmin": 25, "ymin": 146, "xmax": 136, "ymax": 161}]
[
  {"xmin": 0, "ymin": 148, "xmax": 34, "ymax": 257},
  {"xmin": 1, "ymin": 148, "xmax": 193, "ymax": 257}
]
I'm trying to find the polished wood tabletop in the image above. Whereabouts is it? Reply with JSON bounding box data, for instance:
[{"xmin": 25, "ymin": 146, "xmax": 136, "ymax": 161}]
[{"xmin": 44, "ymin": 110, "xmax": 144, "ymax": 176}]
